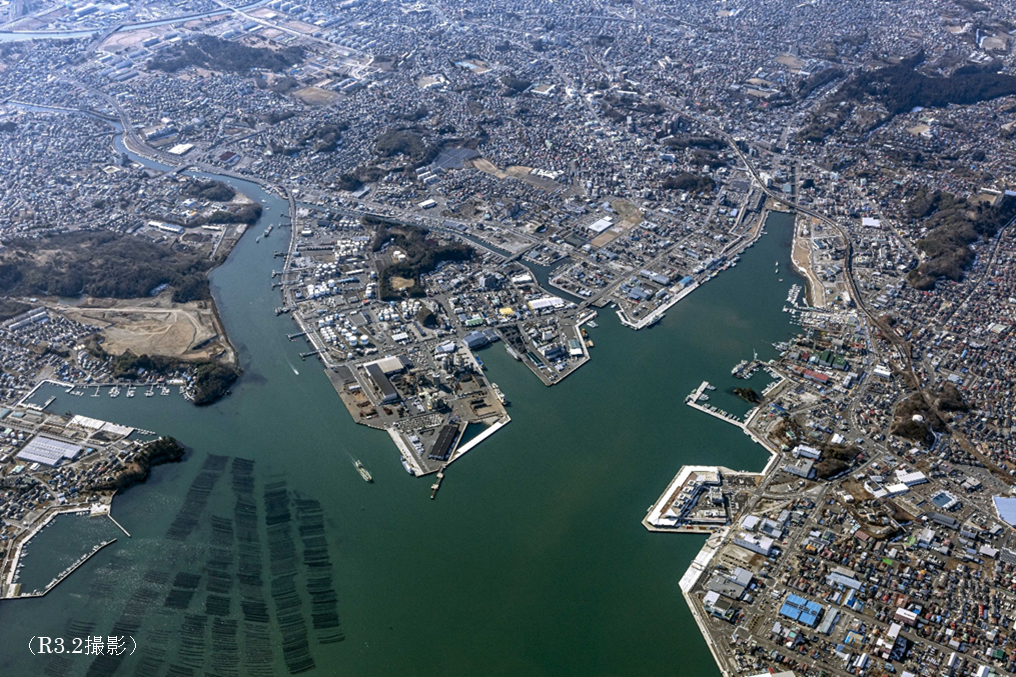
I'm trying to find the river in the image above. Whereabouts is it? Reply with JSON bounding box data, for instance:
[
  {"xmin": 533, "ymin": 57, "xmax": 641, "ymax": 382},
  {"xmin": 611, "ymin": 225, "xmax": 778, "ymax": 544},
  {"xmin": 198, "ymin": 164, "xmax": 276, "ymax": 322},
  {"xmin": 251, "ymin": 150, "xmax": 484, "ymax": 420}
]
[{"xmin": 0, "ymin": 137, "xmax": 804, "ymax": 675}]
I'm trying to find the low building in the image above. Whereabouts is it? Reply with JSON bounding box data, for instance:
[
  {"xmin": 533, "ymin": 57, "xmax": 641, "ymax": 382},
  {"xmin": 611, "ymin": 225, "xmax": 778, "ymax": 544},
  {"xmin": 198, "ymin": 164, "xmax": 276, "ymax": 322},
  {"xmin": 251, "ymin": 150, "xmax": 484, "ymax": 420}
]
[{"xmin": 734, "ymin": 532, "xmax": 774, "ymax": 556}]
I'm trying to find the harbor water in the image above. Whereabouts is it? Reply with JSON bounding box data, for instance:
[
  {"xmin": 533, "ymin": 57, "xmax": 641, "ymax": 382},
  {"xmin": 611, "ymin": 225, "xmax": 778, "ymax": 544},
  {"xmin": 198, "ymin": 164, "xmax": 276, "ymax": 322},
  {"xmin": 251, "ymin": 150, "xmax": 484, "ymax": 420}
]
[{"xmin": 0, "ymin": 156, "xmax": 804, "ymax": 676}]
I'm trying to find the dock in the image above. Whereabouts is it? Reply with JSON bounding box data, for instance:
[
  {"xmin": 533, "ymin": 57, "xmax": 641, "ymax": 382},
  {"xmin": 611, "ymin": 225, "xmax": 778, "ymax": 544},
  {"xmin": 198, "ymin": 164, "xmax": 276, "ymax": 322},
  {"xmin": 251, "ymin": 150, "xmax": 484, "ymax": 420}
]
[
  {"xmin": 2, "ymin": 539, "xmax": 117, "ymax": 600},
  {"xmin": 685, "ymin": 381, "xmax": 746, "ymax": 429},
  {"xmin": 430, "ymin": 466, "xmax": 446, "ymax": 499}
]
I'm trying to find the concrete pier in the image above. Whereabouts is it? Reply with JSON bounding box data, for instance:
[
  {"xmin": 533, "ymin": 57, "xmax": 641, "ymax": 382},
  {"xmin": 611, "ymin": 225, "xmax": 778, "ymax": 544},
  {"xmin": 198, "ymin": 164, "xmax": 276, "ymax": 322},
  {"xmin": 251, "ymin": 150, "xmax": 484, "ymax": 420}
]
[
  {"xmin": 6, "ymin": 539, "xmax": 118, "ymax": 600},
  {"xmin": 685, "ymin": 382, "xmax": 745, "ymax": 429}
]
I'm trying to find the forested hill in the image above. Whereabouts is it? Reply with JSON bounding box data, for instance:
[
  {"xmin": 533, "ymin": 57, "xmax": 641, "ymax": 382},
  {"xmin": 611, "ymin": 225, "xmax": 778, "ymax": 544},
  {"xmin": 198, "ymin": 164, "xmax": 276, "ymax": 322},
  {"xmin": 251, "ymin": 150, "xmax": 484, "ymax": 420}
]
[
  {"xmin": 148, "ymin": 35, "xmax": 305, "ymax": 74},
  {"xmin": 0, "ymin": 231, "xmax": 214, "ymax": 302}
]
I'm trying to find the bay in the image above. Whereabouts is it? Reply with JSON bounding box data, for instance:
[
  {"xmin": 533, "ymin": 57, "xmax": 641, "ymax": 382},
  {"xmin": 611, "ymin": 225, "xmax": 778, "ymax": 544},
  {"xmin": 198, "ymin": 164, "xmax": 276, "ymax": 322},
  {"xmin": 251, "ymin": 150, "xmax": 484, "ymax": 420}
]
[{"xmin": 0, "ymin": 168, "xmax": 802, "ymax": 675}]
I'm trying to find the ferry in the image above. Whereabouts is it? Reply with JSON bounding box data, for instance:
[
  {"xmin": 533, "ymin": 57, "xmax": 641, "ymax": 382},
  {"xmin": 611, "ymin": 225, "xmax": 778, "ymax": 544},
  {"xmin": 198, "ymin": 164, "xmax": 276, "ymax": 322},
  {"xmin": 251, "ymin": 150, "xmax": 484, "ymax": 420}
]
[
  {"xmin": 354, "ymin": 460, "xmax": 373, "ymax": 483},
  {"xmin": 491, "ymin": 383, "xmax": 508, "ymax": 405}
]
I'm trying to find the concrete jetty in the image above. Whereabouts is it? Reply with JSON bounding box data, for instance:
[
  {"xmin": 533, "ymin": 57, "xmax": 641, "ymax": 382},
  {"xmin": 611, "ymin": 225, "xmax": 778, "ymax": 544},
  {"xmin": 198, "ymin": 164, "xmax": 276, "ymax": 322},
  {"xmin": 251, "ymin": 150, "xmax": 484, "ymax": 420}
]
[
  {"xmin": 685, "ymin": 382, "xmax": 746, "ymax": 429},
  {"xmin": 5, "ymin": 539, "xmax": 118, "ymax": 600}
]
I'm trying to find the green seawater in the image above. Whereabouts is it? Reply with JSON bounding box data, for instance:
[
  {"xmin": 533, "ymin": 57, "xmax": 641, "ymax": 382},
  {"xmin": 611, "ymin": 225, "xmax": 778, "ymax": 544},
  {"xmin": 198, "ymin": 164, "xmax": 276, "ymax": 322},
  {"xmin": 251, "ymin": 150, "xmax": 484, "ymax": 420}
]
[{"xmin": 0, "ymin": 173, "xmax": 803, "ymax": 676}]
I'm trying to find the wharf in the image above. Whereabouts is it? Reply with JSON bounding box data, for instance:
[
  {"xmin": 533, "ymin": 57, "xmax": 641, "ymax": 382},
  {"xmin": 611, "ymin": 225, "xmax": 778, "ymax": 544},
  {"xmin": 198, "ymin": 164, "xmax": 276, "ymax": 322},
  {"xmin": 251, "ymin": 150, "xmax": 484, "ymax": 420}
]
[
  {"xmin": 685, "ymin": 381, "xmax": 746, "ymax": 429},
  {"xmin": 617, "ymin": 281, "xmax": 699, "ymax": 330},
  {"xmin": 3, "ymin": 539, "xmax": 117, "ymax": 600}
]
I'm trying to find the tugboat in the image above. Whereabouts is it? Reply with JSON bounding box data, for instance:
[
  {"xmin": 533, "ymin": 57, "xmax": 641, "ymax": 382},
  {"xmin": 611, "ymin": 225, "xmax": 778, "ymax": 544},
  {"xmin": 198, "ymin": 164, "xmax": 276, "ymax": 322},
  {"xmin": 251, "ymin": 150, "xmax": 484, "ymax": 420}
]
[{"xmin": 354, "ymin": 459, "xmax": 373, "ymax": 483}]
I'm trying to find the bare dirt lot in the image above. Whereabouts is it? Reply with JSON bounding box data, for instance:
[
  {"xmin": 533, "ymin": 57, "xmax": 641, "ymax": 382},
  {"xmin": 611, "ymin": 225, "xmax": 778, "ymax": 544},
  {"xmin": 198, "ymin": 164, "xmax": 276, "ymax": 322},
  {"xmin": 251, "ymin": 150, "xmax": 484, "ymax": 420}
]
[
  {"xmin": 293, "ymin": 86, "xmax": 339, "ymax": 106},
  {"xmin": 390, "ymin": 276, "xmax": 416, "ymax": 291},
  {"xmin": 54, "ymin": 294, "xmax": 233, "ymax": 363}
]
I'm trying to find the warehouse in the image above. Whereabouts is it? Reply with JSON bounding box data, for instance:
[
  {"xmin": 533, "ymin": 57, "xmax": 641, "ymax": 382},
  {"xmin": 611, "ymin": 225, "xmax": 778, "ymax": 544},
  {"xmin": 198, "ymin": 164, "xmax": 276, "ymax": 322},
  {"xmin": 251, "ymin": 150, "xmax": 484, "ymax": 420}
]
[
  {"xmin": 365, "ymin": 363, "xmax": 399, "ymax": 403},
  {"xmin": 428, "ymin": 424, "xmax": 460, "ymax": 461},
  {"xmin": 16, "ymin": 435, "xmax": 84, "ymax": 467}
]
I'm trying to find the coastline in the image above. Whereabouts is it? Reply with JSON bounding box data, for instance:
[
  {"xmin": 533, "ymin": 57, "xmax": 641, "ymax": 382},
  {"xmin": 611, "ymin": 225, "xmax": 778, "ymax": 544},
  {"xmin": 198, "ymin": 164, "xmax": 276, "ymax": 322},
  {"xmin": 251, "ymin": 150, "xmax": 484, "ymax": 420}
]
[{"xmin": 1, "ymin": 435, "xmax": 184, "ymax": 600}]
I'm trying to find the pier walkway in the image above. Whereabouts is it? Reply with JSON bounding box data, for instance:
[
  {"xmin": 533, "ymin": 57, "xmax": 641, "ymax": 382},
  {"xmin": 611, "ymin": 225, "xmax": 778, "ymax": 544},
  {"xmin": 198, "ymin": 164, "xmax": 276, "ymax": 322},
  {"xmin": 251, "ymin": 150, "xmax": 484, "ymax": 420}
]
[
  {"xmin": 685, "ymin": 382, "xmax": 746, "ymax": 429},
  {"xmin": 3, "ymin": 540, "xmax": 117, "ymax": 600}
]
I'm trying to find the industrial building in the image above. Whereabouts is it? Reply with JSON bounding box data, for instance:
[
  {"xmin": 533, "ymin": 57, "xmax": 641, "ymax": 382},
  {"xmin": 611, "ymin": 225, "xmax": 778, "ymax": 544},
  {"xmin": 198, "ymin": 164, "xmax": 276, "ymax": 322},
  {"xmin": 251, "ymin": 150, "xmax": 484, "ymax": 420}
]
[
  {"xmin": 428, "ymin": 424, "xmax": 460, "ymax": 461},
  {"xmin": 16, "ymin": 435, "xmax": 84, "ymax": 467},
  {"xmin": 364, "ymin": 363, "xmax": 399, "ymax": 404}
]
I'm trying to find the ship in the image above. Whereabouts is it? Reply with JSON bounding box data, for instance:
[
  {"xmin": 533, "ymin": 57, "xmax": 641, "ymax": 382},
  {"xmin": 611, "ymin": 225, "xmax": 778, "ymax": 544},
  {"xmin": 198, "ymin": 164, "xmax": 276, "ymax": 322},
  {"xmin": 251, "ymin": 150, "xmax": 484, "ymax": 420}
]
[
  {"xmin": 731, "ymin": 360, "xmax": 749, "ymax": 376},
  {"xmin": 264, "ymin": 224, "xmax": 273, "ymax": 237},
  {"xmin": 354, "ymin": 460, "xmax": 373, "ymax": 483},
  {"xmin": 491, "ymin": 383, "xmax": 508, "ymax": 405}
]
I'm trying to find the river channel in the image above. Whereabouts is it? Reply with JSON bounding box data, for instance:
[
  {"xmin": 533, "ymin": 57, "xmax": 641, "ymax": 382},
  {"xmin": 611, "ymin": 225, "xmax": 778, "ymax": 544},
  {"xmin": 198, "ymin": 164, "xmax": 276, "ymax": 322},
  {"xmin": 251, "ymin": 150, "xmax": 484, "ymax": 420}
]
[{"xmin": 0, "ymin": 135, "xmax": 805, "ymax": 675}]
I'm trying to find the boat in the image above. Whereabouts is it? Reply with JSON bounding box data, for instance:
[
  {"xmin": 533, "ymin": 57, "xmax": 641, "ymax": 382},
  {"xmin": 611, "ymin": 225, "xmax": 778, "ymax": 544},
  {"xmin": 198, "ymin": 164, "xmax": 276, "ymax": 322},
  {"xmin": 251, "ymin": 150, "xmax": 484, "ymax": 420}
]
[
  {"xmin": 110, "ymin": 387, "xmax": 120, "ymax": 398},
  {"xmin": 705, "ymin": 383, "xmax": 716, "ymax": 391},
  {"xmin": 586, "ymin": 320, "xmax": 598, "ymax": 328},
  {"xmin": 264, "ymin": 224, "xmax": 273, "ymax": 237},
  {"xmin": 354, "ymin": 460, "xmax": 373, "ymax": 483},
  {"xmin": 400, "ymin": 457, "xmax": 415, "ymax": 476},
  {"xmin": 256, "ymin": 236, "xmax": 261, "ymax": 243},
  {"xmin": 491, "ymin": 383, "xmax": 508, "ymax": 405}
]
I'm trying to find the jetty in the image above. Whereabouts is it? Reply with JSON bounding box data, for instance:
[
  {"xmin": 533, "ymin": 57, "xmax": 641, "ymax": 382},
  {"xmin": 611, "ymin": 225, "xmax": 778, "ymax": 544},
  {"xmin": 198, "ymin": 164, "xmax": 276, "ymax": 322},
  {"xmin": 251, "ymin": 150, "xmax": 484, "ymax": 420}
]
[
  {"xmin": 685, "ymin": 382, "xmax": 746, "ymax": 429},
  {"xmin": 430, "ymin": 466, "xmax": 446, "ymax": 499},
  {"xmin": 3, "ymin": 539, "xmax": 117, "ymax": 600}
]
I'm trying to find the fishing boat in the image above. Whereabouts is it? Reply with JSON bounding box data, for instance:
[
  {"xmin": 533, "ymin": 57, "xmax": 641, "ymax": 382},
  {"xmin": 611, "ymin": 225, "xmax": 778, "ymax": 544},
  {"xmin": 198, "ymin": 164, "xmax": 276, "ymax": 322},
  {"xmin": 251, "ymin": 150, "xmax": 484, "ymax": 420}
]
[
  {"xmin": 491, "ymin": 383, "xmax": 508, "ymax": 405},
  {"xmin": 354, "ymin": 460, "xmax": 373, "ymax": 483}
]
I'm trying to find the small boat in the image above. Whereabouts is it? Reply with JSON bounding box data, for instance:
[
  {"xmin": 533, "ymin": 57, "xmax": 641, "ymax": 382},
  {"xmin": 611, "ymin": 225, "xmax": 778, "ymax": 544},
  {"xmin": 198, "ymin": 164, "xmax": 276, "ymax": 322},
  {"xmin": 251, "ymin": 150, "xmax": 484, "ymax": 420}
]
[
  {"xmin": 256, "ymin": 236, "xmax": 261, "ymax": 243},
  {"xmin": 586, "ymin": 320, "xmax": 598, "ymax": 328},
  {"xmin": 492, "ymin": 383, "xmax": 508, "ymax": 405},
  {"xmin": 354, "ymin": 460, "xmax": 373, "ymax": 483}
]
